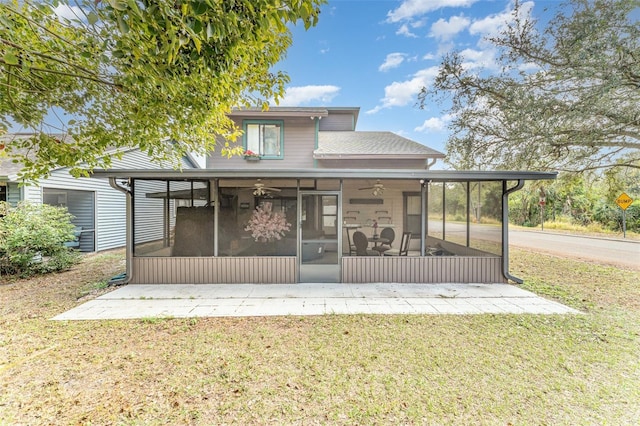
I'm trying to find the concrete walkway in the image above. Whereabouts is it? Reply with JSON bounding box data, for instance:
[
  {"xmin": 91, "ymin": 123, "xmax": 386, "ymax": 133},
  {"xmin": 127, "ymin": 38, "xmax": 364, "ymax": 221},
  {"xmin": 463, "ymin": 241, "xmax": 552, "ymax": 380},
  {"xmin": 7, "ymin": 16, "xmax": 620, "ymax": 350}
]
[{"xmin": 52, "ymin": 283, "xmax": 581, "ymax": 320}]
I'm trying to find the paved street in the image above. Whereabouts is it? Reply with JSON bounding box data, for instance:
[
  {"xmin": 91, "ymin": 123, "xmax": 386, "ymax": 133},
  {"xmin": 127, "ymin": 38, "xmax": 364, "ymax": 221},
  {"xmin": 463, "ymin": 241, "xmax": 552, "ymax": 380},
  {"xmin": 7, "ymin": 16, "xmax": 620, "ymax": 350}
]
[{"xmin": 510, "ymin": 229, "xmax": 640, "ymax": 270}]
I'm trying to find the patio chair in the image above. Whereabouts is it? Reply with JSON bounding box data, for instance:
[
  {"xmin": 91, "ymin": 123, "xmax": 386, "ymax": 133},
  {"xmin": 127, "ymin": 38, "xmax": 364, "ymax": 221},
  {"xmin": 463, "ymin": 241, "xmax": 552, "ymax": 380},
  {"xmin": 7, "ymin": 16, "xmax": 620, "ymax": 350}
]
[
  {"xmin": 63, "ymin": 227, "xmax": 83, "ymax": 249},
  {"xmin": 372, "ymin": 227, "xmax": 395, "ymax": 254},
  {"xmin": 345, "ymin": 228, "xmax": 357, "ymax": 255},
  {"xmin": 384, "ymin": 231, "xmax": 411, "ymax": 256},
  {"xmin": 353, "ymin": 231, "xmax": 380, "ymax": 256}
]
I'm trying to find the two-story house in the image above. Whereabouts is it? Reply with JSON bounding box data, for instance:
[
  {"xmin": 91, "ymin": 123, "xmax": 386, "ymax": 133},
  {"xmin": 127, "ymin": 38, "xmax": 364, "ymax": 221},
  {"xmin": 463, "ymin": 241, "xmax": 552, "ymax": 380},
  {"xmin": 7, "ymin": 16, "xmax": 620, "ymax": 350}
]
[{"xmin": 93, "ymin": 106, "xmax": 555, "ymax": 285}]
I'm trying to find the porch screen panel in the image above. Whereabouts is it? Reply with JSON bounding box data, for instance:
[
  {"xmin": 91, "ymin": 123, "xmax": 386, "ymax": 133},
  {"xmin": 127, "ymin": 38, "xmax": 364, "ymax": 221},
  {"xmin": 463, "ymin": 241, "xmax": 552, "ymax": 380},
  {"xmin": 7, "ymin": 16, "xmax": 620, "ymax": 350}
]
[
  {"xmin": 133, "ymin": 180, "xmax": 172, "ymax": 256},
  {"xmin": 444, "ymin": 183, "xmax": 467, "ymax": 247},
  {"xmin": 404, "ymin": 192, "xmax": 421, "ymax": 235},
  {"xmin": 218, "ymin": 179, "xmax": 297, "ymax": 257},
  {"xmin": 469, "ymin": 181, "xmax": 502, "ymax": 256},
  {"xmin": 171, "ymin": 181, "xmax": 212, "ymax": 256},
  {"xmin": 428, "ymin": 182, "xmax": 444, "ymax": 240}
]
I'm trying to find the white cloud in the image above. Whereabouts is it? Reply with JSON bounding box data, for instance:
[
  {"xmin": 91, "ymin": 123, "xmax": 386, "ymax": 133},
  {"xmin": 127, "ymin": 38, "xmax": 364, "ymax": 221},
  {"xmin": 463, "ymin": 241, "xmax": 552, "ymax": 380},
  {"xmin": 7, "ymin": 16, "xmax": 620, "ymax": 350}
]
[
  {"xmin": 366, "ymin": 66, "xmax": 440, "ymax": 114},
  {"xmin": 280, "ymin": 85, "xmax": 340, "ymax": 106},
  {"xmin": 379, "ymin": 53, "xmax": 407, "ymax": 72},
  {"xmin": 469, "ymin": 1, "xmax": 534, "ymax": 38},
  {"xmin": 387, "ymin": 0, "xmax": 478, "ymax": 23},
  {"xmin": 458, "ymin": 48, "xmax": 499, "ymax": 70},
  {"xmin": 415, "ymin": 114, "xmax": 454, "ymax": 132},
  {"xmin": 429, "ymin": 15, "xmax": 470, "ymax": 41},
  {"xmin": 396, "ymin": 23, "xmax": 418, "ymax": 38}
]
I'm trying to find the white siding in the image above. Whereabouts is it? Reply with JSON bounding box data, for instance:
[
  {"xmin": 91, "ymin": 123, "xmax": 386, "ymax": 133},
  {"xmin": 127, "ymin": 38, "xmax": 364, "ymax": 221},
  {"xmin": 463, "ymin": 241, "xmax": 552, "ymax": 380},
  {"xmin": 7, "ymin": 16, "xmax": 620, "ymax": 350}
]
[{"xmin": 21, "ymin": 149, "xmax": 195, "ymax": 252}]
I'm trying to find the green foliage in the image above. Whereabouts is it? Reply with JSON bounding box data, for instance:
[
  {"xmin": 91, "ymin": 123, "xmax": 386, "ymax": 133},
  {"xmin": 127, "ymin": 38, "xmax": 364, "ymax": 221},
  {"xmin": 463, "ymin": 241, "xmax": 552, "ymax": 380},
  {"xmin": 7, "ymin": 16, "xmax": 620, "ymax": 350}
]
[
  {"xmin": 0, "ymin": 201, "xmax": 80, "ymax": 276},
  {"xmin": 509, "ymin": 170, "xmax": 640, "ymax": 232},
  {"xmin": 421, "ymin": 0, "xmax": 639, "ymax": 173},
  {"xmin": 0, "ymin": 0, "xmax": 325, "ymax": 182}
]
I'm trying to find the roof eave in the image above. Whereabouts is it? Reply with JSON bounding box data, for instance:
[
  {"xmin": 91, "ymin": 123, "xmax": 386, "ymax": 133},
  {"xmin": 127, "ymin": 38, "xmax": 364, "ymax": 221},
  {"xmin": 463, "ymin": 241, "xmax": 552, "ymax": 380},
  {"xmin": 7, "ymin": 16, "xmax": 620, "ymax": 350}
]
[
  {"xmin": 230, "ymin": 108, "xmax": 329, "ymax": 119},
  {"xmin": 313, "ymin": 154, "xmax": 446, "ymax": 160},
  {"xmin": 90, "ymin": 168, "xmax": 557, "ymax": 182}
]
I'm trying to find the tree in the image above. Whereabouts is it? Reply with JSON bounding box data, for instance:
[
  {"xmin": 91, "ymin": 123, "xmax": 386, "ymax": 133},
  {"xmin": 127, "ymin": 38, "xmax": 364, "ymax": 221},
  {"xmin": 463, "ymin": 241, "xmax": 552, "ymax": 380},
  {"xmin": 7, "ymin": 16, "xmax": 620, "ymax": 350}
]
[
  {"xmin": 0, "ymin": 0, "xmax": 324, "ymax": 181},
  {"xmin": 420, "ymin": 0, "xmax": 639, "ymax": 173}
]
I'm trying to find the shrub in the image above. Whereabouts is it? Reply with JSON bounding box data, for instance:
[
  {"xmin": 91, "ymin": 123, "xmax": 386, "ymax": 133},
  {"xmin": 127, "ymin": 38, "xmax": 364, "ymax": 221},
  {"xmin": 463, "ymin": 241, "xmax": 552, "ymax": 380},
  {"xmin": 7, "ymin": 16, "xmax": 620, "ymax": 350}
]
[{"xmin": 0, "ymin": 202, "xmax": 81, "ymax": 277}]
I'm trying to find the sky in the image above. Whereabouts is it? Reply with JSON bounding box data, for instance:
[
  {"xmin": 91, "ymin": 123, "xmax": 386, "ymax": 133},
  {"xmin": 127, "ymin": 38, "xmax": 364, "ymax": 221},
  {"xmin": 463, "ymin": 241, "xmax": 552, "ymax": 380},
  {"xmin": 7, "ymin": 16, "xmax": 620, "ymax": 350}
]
[
  {"xmin": 275, "ymin": 0, "xmax": 559, "ymax": 158},
  {"xmin": 11, "ymin": 0, "xmax": 561, "ymax": 164}
]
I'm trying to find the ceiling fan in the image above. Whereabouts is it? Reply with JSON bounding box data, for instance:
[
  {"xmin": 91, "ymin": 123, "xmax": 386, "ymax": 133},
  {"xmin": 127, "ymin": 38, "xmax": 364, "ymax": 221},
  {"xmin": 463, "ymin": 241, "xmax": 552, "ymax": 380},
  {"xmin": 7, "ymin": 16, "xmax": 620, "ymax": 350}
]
[
  {"xmin": 252, "ymin": 179, "xmax": 282, "ymax": 196},
  {"xmin": 359, "ymin": 179, "xmax": 385, "ymax": 197}
]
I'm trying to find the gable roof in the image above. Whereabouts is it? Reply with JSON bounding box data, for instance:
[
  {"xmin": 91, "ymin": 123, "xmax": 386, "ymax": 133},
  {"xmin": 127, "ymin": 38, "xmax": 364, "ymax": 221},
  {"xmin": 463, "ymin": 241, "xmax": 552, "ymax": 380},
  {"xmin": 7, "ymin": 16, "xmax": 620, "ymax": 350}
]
[{"xmin": 315, "ymin": 131, "xmax": 445, "ymax": 159}]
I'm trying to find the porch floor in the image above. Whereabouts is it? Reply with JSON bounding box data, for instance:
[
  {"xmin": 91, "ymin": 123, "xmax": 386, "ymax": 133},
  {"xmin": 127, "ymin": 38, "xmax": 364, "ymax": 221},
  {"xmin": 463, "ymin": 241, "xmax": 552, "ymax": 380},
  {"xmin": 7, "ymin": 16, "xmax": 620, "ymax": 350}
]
[{"xmin": 53, "ymin": 283, "xmax": 580, "ymax": 320}]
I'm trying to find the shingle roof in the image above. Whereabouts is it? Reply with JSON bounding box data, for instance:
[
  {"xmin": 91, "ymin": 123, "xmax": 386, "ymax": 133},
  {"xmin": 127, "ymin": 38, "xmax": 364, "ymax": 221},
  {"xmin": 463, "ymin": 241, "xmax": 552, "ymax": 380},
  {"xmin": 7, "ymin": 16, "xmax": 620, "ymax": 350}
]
[{"xmin": 315, "ymin": 131, "xmax": 444, "ymax": 158}]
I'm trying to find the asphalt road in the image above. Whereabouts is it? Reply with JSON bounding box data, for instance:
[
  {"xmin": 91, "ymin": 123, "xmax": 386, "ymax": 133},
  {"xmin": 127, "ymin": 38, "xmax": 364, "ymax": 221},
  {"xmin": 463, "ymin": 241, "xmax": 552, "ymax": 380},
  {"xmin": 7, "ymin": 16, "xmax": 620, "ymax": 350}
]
[{"xmin": 509, "ymin": 229, "xmax": 640, "ymax": 270}]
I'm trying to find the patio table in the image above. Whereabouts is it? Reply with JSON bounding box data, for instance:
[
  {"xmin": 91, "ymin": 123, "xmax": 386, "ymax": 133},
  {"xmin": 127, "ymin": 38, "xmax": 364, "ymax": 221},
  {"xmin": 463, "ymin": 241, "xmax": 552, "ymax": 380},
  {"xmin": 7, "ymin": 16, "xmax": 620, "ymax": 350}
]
[{"xmin": 368, "ymin": 237, "xmax": 389, "ymax": 247}]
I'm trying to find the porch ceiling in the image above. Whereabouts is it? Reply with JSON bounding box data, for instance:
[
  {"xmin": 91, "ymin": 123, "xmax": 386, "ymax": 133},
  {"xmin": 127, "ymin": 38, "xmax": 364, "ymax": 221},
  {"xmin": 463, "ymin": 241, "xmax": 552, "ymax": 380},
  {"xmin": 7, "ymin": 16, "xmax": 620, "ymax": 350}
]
[{"xmin": 91, "ymin": 168, "xmax": 557, "ymax": 182}]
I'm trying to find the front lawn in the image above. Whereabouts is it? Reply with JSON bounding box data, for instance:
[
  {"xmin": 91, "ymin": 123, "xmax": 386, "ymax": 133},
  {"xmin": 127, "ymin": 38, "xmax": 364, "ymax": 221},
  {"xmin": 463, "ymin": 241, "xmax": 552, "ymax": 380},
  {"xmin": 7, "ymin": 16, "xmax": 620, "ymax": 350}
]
[{"xmin": 1, "ymin": 248, "xmax": 638, "ymax": 424}]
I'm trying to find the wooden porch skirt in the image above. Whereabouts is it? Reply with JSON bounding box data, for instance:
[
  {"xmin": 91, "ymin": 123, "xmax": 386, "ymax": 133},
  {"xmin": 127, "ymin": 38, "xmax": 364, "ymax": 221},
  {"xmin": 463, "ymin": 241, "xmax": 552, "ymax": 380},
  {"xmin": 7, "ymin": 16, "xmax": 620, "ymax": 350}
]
[
  {"xmin": 342, "ymin": 256, "xmax": 505, "ymax": 283},
  {"xmin": 131, "ymin": 256, "xmax": 505, "ymax": 284},
  {"xmin": 131, "ymin": 256, "xmax": 297, "ymax": 284}
]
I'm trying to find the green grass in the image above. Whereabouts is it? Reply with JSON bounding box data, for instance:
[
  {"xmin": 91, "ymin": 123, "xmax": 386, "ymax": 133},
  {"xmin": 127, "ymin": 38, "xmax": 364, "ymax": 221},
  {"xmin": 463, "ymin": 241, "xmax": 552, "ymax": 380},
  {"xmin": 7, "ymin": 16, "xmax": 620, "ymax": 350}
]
[{"xmin": 1, "ymin": 248, "xmax": 639, "ymax": 424}]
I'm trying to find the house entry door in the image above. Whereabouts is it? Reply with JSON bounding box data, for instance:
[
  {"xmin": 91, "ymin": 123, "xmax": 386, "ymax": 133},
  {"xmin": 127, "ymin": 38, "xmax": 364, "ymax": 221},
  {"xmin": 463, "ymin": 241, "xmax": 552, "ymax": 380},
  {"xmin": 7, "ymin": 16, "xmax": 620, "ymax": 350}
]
[{"xmin": 298, "ymin": 191, "xmax": 341, "ymax": 283}]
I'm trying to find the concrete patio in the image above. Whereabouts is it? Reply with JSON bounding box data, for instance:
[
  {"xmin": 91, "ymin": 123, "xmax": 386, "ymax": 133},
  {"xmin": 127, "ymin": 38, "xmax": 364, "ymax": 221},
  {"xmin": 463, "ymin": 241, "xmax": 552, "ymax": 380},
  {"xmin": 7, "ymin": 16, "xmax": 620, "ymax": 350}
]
[{"xmin": 52, "ymin": 283, "xmax": 581, "ymax": 320}]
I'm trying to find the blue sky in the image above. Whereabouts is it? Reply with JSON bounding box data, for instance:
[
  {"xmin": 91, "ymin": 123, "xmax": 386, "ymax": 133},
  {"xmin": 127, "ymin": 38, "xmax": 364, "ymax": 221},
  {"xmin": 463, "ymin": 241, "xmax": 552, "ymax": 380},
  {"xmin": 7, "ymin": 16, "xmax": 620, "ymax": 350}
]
[
  {"xmin": 276, "ymin": 0, "xmax": 559, "ymax": 157},
  {"xmin": 12, "ymin": 0, "xmax": 560, "ymax": 163}
]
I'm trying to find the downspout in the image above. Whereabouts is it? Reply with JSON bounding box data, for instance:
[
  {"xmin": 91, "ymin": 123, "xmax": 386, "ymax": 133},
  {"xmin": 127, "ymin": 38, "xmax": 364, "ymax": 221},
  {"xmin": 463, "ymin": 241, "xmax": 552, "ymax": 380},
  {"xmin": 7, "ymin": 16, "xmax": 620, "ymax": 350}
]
[
  {"xmin": 502, "ymin": 179, "xmax": 525, "ymax": 284},
  {"xmin": 425, "ymin": 158, "xmax": 437, "ymax": 169},
  {"xmin": 109, "ymin": 177, "xmax": 132, "ymax": 285}
]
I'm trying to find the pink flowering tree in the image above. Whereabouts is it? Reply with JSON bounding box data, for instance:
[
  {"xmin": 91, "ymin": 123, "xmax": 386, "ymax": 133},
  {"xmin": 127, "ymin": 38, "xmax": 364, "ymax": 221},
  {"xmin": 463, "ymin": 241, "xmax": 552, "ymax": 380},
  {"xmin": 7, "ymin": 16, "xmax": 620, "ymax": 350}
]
[{"xmin": 244, "ymin": 202, "xmax": 291, "ymax": 242}]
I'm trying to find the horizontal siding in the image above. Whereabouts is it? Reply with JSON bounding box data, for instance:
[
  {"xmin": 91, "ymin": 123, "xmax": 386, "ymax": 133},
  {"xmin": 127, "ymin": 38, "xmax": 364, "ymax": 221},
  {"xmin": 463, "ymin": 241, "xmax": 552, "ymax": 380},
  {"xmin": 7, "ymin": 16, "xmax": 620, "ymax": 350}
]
[
  {"xmin": 132, "ymin": 257, "xmax": 297, "ymax": 284},
  {"xmin": 319, "ymin": 113, "xmax": 354, "ymax": 131},
  {"xmin": 341, "ymin": 256, "xmax": 505, "ymax": 283},
  {"xmin": 207, "ymin": 116, "xmax": 316, "ymax": 169},
  {"xmin": 93, "ymin": 179, "xmax": 127, "ymax": 251},
  {"xmin": 133, "ymin": 180, "xmax": 172, "ymax": 245},
  {"xmin": 24, "ymin": 149, "xmax": 195, "ymax": 252}
]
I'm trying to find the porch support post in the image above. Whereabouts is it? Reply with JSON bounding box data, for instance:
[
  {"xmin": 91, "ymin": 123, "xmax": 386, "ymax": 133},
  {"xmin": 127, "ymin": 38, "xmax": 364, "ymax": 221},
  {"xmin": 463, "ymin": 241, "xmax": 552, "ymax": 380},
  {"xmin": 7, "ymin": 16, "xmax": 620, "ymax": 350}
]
[
  {"xmin": 420, "ymin": 179, "xmax": 427, "ymax": 256},
  {"xmin": 466, "ymin": 181, "xmax": 471, "ymax": 247},
  {"xmin": 502, "ymin": 179, "xmax": 525, "ymax": 283},
  {"xmin": 213, "ymin": 178, "xmax": 219, "ymax": 257},
  {"xmin": 442, "ymin": 183, "xmax": 446, "ymax": 240},
  {"xmin": 164, "ymin": 181, "xmax": 170, "ymax": 247}
]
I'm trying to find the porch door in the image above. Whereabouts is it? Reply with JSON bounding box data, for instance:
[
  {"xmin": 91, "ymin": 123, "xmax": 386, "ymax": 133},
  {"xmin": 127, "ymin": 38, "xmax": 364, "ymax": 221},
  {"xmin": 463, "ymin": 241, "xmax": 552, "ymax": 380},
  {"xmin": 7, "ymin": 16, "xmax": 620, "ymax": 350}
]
[{"xmin": 298, "ymin": 191, "xmax": 341, "ymax": 283}]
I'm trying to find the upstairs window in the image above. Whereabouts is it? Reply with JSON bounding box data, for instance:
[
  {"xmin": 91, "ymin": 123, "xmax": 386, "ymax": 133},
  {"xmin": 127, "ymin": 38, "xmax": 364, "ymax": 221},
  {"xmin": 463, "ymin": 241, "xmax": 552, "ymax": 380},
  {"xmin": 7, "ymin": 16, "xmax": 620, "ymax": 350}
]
[{"xmin": 244, "ymin": 120, "xmax": 284, "ymax": 159}]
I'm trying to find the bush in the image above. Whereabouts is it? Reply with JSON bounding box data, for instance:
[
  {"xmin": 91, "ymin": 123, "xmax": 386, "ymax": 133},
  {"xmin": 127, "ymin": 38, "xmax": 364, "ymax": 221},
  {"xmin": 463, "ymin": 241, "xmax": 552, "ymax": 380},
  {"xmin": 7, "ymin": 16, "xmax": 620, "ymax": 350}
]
[{"xmin": 0, "ymin": 202, "xmax": 81, "ymax": 277}]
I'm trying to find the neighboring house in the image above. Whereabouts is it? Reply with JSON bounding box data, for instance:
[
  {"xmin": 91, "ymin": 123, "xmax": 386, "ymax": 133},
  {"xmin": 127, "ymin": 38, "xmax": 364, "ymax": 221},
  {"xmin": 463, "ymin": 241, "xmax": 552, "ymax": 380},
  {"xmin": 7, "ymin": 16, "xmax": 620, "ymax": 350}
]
[
  {"xmin": 0, "ymin": 134, "xmax": 200, "ymax": 253},
  {"xmin": 92, "ymin": 106, "xmax": 556, "ymax": 285}
]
